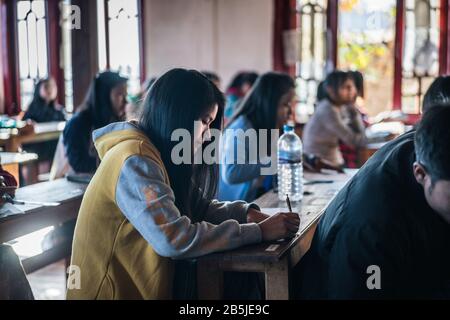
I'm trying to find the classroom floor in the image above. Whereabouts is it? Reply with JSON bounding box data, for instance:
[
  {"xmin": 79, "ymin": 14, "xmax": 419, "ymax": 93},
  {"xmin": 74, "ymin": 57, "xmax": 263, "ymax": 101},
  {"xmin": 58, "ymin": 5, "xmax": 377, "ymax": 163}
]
[{"xmin": 28, "ymin": 260, "xmax": 66, "ymax": 300}]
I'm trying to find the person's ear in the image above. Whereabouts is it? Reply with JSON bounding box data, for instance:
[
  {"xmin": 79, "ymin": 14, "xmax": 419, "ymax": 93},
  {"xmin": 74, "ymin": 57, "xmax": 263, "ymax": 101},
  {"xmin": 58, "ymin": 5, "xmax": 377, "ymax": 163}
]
[{"xmin": 413, "ymin": 162, "xmax": 427, "ymax": 186}]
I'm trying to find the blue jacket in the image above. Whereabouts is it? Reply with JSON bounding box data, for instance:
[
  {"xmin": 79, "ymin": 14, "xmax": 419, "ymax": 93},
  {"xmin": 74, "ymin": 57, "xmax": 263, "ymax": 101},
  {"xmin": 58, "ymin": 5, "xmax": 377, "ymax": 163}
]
[{"xmin": 218, "ymin": 116, "xmax": 273, "ymax": 202}]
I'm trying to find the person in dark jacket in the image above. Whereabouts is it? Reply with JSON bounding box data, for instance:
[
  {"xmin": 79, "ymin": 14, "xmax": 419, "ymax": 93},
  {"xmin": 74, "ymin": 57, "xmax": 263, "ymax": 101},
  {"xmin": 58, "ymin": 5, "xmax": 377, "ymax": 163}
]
[
  {"xmin": 63, "ymin": 71, "xmax": 128, "ymax": 174},
  {"xmin": 295, "ymin": 104, "xmax": 450, "ymax": 299},
  {"xmin": 22, "ymin": 78, "xmax": 66, "ymax": 168},
  {"xmin": 23, "ymin": 77, "xmax": 66, "ymax": 123}
]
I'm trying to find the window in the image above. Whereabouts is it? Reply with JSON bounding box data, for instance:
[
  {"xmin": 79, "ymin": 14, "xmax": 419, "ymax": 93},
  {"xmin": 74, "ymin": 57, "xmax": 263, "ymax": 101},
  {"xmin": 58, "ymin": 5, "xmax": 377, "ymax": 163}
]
[
  {"xmin": 16, "ymin": 0, "xmax": 49, "ymax": 110},
  {"xmin": 60, "ymin": 0, "xmax": 74, "ymax": 112},
  {"xmin": 402, "ymin": 0, "xmax": 440, "ymax": 114},
  {"xmin": 295, "ymin": 0, "xmax": 328, "ymax": 123},
  {"xmin": 97, "ymin": 0, "xmax": 143, "ymax": 95},
  {"xmin": 338, "ymin": 0, "xmax": 397, "ymax": 117}
]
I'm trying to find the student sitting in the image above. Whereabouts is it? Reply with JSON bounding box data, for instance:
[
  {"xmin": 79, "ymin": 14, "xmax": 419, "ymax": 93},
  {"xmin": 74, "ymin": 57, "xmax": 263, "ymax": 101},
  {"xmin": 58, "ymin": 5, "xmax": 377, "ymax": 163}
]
[
  {"xmin": 303, "ymin": 71, "xmax": 367, "ymax": 168},
  {"xmin": 22, "ymin": 77, "xmax": 66, "ymax": 169},
  {"xmin": 218, "ymin": 72, "xmax": 295, "ymax": 202},
  {"xmin": 201, "ymin": 71, "xmax": 222, "ymax": 90},
  {"xmin": 62, "ymin": 71, "xmax": 128, "ymax": 174},
  {"xmin": 224, "ymin": 71, "xmax": 259, "ymax": 124},
  {"xmin": 67, "ymin": 69, "xmax": 299, "ymax": 300},
  {"xmin": 23, "ymin": 77, "xmax": 66, "ymax": 123},
  {"xmin": 296, "ymin": 104, "xmax": 450, "ymax": 299},
  {"xmin": 339, "ymin": 71, "xmax": 370, "ymax": 168}
]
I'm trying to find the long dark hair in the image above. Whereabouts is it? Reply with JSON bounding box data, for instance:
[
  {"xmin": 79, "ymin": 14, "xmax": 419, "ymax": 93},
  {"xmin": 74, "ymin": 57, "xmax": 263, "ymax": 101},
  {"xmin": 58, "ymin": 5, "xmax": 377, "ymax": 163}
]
[
  {"xmin": 422, "ymin": 76, "xmax": 450, "ymax": 113},
  {"xmin": 323, "ymin": 70, "xmax": 353, "ymax": 105},
  {"xmin": 24, "ymin": 77, "xmax": 65, "ymax": 122},
  {"xmin": 78, "ymin": 71, "xmax": 128, "ymax": 129},
  {"xmin": 228, "ymin": 72, "xmax": 295, "ymax": 130},
  {"xmin": 30, "ymin": 78, "xmax": 57, "ymax": 107},
  {"xmin": 139, "ymin": 69, "xmax": 225, "ymax": 222},
  {"xmin": 226, "ymin": 71, "xmax": 259, "ymax": 95}
]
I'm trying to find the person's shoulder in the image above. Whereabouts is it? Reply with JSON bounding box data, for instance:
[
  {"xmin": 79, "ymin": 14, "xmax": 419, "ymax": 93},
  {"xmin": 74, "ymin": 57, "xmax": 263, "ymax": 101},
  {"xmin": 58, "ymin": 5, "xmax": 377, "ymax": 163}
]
[
  {"xmin": 64, "ymin": 111, "xmax": 92, "ymax": 135},
  {"xmin": 227, "ymin": 115, "xmax": 253, "ymax": 130}
]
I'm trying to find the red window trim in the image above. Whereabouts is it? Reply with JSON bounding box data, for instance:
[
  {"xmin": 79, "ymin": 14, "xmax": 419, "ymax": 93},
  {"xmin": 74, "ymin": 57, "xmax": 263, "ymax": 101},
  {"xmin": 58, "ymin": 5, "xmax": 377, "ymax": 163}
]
[
  {"xmin": 440, "ymin": 0, "xmax": 450, "ymax": 75},
  {"xmin": 1, "ymin": 0, "xmax": 20, "ymax": 115},
  {"xmin": 273, "ymin": 0, "xmax": 297, "ymax": 77},
  {"xmin": 1, "ymin": 0, "xmax": 64, "ymax": 115},
  {"xmin": 393, "ymin": 0, "xmax": 405, "ymax": 111},
  {"xmin": 327, "ymin": 0, "xmax": 338, "ymax": 70},
  {"xmin": 47, "ymin": 0, "xmax": 65, "ymax": 107}
]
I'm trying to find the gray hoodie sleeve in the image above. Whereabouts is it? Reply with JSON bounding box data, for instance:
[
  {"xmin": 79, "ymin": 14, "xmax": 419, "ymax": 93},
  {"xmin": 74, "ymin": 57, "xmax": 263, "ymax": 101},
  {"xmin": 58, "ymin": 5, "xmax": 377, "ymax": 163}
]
[
  {"xmin": 201, "ymin": 199, "xmax": 260, "ymax": 225},
  {"xmin": 115, "ymin": 155, "xmax": 262, "ymax": 259}
]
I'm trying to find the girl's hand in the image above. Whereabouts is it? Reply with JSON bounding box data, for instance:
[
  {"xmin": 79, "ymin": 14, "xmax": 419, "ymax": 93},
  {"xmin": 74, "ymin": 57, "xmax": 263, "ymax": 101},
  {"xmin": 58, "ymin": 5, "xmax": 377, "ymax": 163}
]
[
  {"xmin": 258, "ymin": 212, "xmax": 300, "ymax": 241},
  {"xmin": 247, "ymin": 208, "xmax": 270, "ymax": 223}
]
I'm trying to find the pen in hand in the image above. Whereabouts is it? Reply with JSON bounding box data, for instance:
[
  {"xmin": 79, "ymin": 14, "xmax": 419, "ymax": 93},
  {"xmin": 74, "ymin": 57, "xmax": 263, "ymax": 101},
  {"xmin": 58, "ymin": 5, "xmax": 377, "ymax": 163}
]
[{"xmin": 286, "ymin": 194, "xmax": 292, "ymax": 212}]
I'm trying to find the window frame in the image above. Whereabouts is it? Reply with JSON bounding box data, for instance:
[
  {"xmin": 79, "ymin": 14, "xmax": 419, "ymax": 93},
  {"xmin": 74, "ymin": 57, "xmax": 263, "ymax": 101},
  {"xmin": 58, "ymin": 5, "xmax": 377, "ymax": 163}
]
[
  {"xmin": 0, "ymin": 0, "xmax": 66, "ymax": 115},
  {"xmin": 97, "ymin": 0, "xmax": 146, "ymax": 88},
  {"xmin": 293, "ymin": 0, "xmax": 450, "ymax": 120}
]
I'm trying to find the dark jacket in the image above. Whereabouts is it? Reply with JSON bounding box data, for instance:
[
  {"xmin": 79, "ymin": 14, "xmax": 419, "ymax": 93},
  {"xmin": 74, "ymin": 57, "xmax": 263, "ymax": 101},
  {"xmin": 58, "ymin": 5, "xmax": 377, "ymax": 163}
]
[
  {"xmin": 24, "ymin": 101, "xmax": 66, "ymax": 123},
  {"xmin": 62, "ymin": 111, "xmax": 98, "ymax": 174},
  {"xmin": 297, "ymin": 131, "xmax": 450, "ymax": 299}
]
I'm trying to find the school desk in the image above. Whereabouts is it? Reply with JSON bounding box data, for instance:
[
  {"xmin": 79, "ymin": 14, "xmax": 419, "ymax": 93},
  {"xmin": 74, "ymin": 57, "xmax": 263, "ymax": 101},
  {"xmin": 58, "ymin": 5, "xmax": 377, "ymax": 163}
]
[{"xmin": 197, "ymin": 170, "xmax": 357, "ymax": 300}]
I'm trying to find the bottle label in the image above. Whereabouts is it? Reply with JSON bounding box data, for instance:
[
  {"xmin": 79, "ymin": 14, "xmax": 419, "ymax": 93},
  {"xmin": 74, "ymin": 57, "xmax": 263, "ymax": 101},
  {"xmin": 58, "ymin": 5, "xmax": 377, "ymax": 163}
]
[{"xmin": 278, "ymin": 151, "xmax": 302, "ymax": 164}]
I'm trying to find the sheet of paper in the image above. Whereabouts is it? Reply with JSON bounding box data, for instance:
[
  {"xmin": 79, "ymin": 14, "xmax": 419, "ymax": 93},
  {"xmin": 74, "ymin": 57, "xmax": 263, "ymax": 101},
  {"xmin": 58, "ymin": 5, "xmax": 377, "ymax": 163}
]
[
  {"xmin": 0, "ymin": 203, "xmax": 25, "ymax": 218},
  {"xmin": 259, "ymin": 208, "xmax": 289, "ymax": 216}
]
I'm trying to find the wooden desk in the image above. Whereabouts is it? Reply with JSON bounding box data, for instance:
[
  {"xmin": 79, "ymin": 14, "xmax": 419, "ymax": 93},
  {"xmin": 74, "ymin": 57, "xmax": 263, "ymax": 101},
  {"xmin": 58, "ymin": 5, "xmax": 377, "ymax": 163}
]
[
  {"xmin": 0, "ymin": 178, "xmax": 86, "ymax": 273},
  {"xmin": 0, "ymin": 122, "xmax": 65, "ymax": 152},
  {"xmin": 1, "ymin": 152, "xmax": 39, "ymax": 185},
  {"xmin": 197, "ymin": 170, "xmax": 356, "ymax": 300}
]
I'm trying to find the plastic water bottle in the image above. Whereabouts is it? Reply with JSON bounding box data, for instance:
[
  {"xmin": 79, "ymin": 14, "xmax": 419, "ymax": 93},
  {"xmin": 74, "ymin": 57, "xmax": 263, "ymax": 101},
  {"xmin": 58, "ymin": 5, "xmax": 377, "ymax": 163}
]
[{"xmin": 277, "ymin": 124, "xmax": 303, "ymax": 202}]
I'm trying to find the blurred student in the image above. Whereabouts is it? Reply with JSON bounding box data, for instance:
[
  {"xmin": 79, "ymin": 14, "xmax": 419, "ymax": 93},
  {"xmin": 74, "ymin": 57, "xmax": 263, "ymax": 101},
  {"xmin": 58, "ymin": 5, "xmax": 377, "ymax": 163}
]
[
  {"xmin": 218, "ymin": 72, "xmax": 295, "ymax": 202},
  {"xmin": 224, "ymin": 71, "xmax": 258, "ymax": 123},
  {"xmin": 22, "ymin": 78, "xmax": 66, "ymax": 173},
  {"xmin": 339, "ymin": 71, "xmax": 370, "ymax": 168},
  {"xmin": 67, "ymin": 68, "xmax": 299, "ymax": 300},
  {"xmin": 303, "ymin": 71, "xmax": 366, "ymax": 168},
  {"xmin": 201, "ymin": 71, "xmax": 222, "ymax": 90},
  {"xmin": 23, "ymin": 77, "xmax": 66, "ymax": 123},
  {"xmin": 126, "ymin": 77, "xmax": 157, "ymax": 121},
  {"xmin": 63, "ymin": 71, "xmax": 128, "ymax": 174}
]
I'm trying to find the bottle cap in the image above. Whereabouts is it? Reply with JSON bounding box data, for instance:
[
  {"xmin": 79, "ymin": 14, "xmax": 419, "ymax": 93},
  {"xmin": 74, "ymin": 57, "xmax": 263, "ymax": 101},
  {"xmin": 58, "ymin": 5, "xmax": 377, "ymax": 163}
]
[{"xmin": 283, "ymin": 124, "xmax": 294, "ymax": 133}]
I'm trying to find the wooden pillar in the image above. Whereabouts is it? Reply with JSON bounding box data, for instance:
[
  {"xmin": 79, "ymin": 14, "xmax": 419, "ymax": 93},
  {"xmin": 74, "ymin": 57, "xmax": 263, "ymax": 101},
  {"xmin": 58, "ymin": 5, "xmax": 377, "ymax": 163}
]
[
  {"xmin": 71, "ymin": 0, "xmax": 99, "ymax": 110},
  {"xmin": 326, "ymin": 0, "xmax": 338, "ymax": 70},
  {"xmin": 273, "ymin": 0, "xmax": 297, "ymax": 77},
  {"xmin": 439, "ymin": 0, "xmax": 450, "ymax": 75},
  {"xmin": 1, "ymin": 0, "xmax": 20, "ymax": 115},
  {"xmin": 393, "ymin": 0, "xmax": 405, "ymax": 110}
]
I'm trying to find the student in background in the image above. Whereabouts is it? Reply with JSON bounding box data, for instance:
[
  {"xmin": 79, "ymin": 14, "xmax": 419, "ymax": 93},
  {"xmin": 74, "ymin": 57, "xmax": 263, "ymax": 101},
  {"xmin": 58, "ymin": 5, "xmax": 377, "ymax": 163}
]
[
  {"xmin": 63, "ymin": 71, "xmax": 128, "ymax": 174},
  {"xmin": 23, "ymin": 77, "xmax": 66, "ymax": 123},
  {"xmin": 21, "ymin": 78, "xmax": 66, "ymax": 175},
  {"xmin": 67, "ymin": 68, "xmax": 299, "ymax": 300},
  {"xmin": 218, "ymin": 72, "xmax": 295, "ymax": 202},
  {"xmin": 224, "ymin": 71, "xmax": 259, "ymax": 124},
  {"xmin": 201, "ymin": 71, "xmax": 222, "ymax": 90},
  {"xmin": 339, "ymin": 71, "xmax": 370, "ymax": 168},
  {"xmin": 303, "ymin": 71, "xmax": 367, "ymax": 168},
  {"xmin": 126, "ymin": 77, "xmax": 157, "ymax": 121}
]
